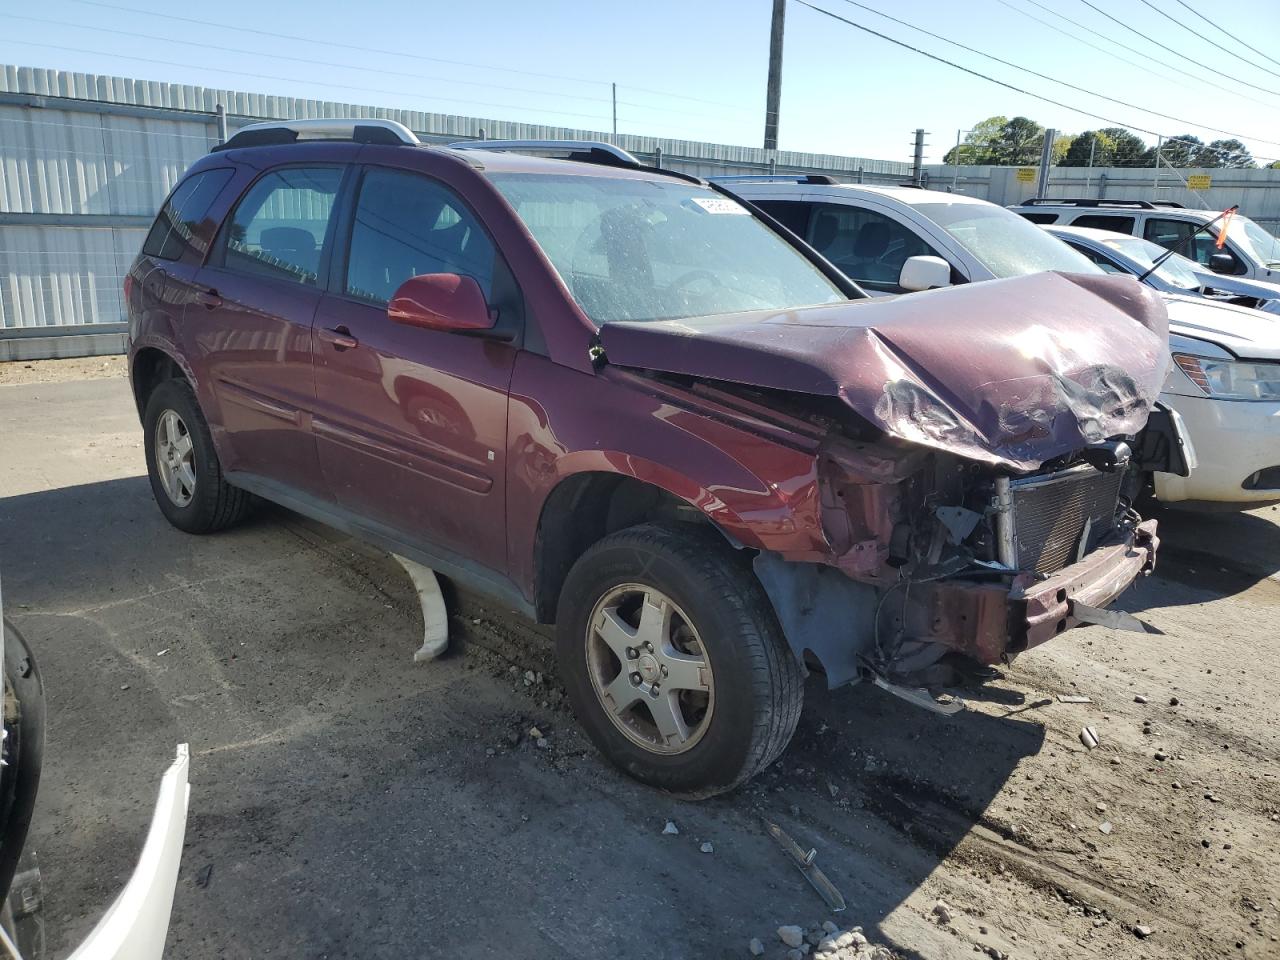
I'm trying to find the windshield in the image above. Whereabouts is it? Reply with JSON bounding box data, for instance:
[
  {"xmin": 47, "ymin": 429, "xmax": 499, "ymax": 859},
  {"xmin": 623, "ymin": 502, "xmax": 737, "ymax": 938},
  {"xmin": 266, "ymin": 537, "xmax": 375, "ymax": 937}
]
[
  {"xmin": 912, "ymin": 201, "xmax": 1102, "ymax": 278},
  {"xmin": 1227, "ymin": 215, "xmax": 1280, "ymax": 266},
  {"xmin": 1102, "ymin": 236, "xmax": 1202, "ymax": 290},
  {"xmin": 488, "ymin": 173, "xmax": 847, "ymax": 324}
]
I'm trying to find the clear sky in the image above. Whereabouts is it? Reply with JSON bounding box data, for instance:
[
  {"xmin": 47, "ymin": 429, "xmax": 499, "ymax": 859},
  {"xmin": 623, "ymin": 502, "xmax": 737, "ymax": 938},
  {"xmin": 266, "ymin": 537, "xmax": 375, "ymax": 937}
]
[{"xmin": 3, "ymin": 0, "xmax": 1279, "ymax": 166}]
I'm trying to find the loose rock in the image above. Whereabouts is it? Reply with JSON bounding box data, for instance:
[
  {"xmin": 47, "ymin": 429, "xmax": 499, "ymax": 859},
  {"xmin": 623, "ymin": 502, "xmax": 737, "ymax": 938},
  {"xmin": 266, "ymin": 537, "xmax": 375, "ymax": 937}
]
[
  {"xmin": 822, "ymin": 921, "xmax": 839, "ymax": 934},
  {"xmin": 778, "ymin": 925, "xmax": 805, "ymax": 948},
  {"xmin": 748, "ymin": 938, "xmax": 765, "ymax": 956},
  {"xmin": 1134, "ymin": 924, "xmax": 1154, "ymax": 939},
  {"xmin": 1134, "ymin": 695, "xmax": 1148, "ymax": 704},
  {"xmin": 700, "ymin": 841, "xmax": 714, "ymax": 854},
  {"xmin": 932, "ymin": 900, "xmax": 954, "ymax": 924},
  {"xmin": 662, "ymin": 821, "xmax": 680, "ymax": 836}
]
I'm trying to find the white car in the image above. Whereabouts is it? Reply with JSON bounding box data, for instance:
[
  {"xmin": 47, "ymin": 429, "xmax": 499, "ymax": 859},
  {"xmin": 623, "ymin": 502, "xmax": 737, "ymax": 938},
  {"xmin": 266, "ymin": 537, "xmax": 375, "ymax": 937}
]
[
  {"xmin": 1008, "ymin": 198, "xmax": 1280, "ymax": 283},
  {"xmin": 1048, "ymin": 224, "xmax": 1280, "ymax": 317},
  {"xmin": 723, "ymin": 178, "xmax": 1280, "ymax": 506}
]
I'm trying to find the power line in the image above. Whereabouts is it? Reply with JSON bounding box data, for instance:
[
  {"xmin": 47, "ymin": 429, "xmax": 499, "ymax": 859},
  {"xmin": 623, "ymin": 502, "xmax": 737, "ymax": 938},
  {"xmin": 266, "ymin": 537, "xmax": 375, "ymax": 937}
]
[
  {"xmin": 1008, "ymin": 0, "xmax": 1280, "ymax": 112},
  {"xmin": 1169, "ymin": 0, "xmax": 1280, "ymax": 72},
  {"xmin": 6, "ymin": 14, "xmax": 733, "ymax": 122},
  {"xmin": 59, "ymin": 0, "xmax": 753, "ymax": 114},
  {"xmin": 991, "ymin": 0, "xmax": 1260, "ymax": 107},
  {"xmin": 1133, "ymin": 0, "xmax": 1280, "ymax": 83},
  {"xmin": 833, "ymin": 0, "xmax": 1280, "ymax": 148},
  {"xmin": 1, "ymin": 40, "xmax": 614, "ymax": 124},
  {"xmin": 1075, "ymin": 0, "xmax": 1280, "ymax": 98},
  {"xmin": 792, "ymin": 2, "xmax": 1278, "ymax": 165}
]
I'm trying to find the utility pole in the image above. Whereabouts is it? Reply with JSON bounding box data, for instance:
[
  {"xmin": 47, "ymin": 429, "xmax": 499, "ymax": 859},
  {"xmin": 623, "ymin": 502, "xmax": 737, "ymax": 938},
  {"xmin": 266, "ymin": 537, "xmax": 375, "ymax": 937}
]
[
  {"xmin": 215, "ymin": 102, "xmax": 228, "ymax": 146},
  {"xmin": 611, "ymin": 82, "xmax": 617, "ymax": 142},
  {"xmin": 911, "ymin": 128, "xmax": 927, "ymax": 186},
  {"xmin": 1035, "ymin": 127, "xmax": 1056, "ymax": 197},
  {"xmin": 763, "ymin": 0, "xmax": 785, "ymax": 150}
]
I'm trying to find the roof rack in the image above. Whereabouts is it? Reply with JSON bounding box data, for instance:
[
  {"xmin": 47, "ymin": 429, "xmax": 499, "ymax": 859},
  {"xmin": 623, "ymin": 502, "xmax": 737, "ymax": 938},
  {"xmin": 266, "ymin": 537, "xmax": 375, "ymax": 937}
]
[
  {"xmin": 213, "ymin": 118, "xmax": 420, "ymax": 152},
  {"xmin": 711, "ymin": 174, "xmax": 840, "ymax": 185},
  {"xmin": 447, "ymin": 139, "xmax": 642, "ymax": 169},
  {"xmin": 1019, "ymin": 197, "xmax": 1185, "ymax": 210}
]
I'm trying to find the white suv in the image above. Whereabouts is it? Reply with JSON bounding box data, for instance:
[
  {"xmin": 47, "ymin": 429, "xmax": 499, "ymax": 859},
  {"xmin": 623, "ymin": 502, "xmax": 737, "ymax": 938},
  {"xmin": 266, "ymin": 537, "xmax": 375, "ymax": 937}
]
[
  {"xmin": 1008, "ymin": 198, "xmax": 1280, "ymax": 283},
  {"xmin": 724, "ymin": 178, "xmax": 1280, "ymax": 507}
]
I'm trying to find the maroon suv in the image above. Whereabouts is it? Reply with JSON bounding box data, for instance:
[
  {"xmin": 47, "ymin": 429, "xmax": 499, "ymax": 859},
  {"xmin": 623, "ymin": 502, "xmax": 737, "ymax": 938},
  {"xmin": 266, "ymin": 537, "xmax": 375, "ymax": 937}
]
[{"xmin": 127, "ymin": 120, "xmax": 1172, "ymax": 796}]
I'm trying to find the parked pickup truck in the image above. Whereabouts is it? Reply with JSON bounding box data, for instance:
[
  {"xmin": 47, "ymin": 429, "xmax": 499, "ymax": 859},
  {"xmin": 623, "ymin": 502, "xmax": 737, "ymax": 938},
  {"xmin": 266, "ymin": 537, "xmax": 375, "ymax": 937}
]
[{"xmin": 127, "ymin": 123, "xmax": 1174, "ymax": 796}]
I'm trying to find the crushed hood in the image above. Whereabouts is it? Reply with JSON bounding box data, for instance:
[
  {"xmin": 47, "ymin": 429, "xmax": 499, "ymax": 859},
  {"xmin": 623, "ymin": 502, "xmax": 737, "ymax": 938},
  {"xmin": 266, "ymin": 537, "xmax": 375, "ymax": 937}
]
[{"xmin": 599, "ymin": 272, "xmax": 1170, "ymax": 471}]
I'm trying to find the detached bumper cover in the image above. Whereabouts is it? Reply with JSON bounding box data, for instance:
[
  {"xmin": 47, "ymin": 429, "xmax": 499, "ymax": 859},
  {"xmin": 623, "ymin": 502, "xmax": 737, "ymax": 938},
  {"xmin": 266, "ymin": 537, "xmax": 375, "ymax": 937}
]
[{"xmin": 906, "ymin": 520, "xmax": 1159, "ymax": 665}]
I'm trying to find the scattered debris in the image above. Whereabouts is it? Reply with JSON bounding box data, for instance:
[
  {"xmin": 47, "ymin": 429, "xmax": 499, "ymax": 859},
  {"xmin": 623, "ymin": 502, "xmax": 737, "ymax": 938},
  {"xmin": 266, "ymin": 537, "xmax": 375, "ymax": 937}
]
[
  {"xmin": 1096, "ymin": 801, "xmax": 1108, "ymax": 813},
  {"xmin": 700, "ymin": 841, "xmax": 714, "ymax": 854},
  {"xmin": 778, "ymin": 925, "xmax": 805, "ymax": 948},
  {"xmin": 195, "ymin": 864, "xmax": 213, "ymax": 888},
  {"xmin": 748, "ymin": 938, "xmax": 765, "ymax": 957},
  {"xmin": 528, "ymin": 725, "xmax": 543, "ymax": 739},
  {"xmin": 1134, "ymin": 695, "xmax": 1148, "ymax": 704},
  {"xmin": 156, "ymin": 648, "xmax": 170, "ymax": 657},
  {"xmin": 1079, "ymin": 726, "xmax": 1100, "ymax": 749},
  {"xmin": 1057, "ymin": 694, "xmax": 1092, "ymax": 704},
  {"xmin": 765, "ymin": 820, "xmax": 846, "ymax": 912},
  {"xmin": 1133, "ymin": 924, "xmax": 1154, "ymax": 939},
  {"xmin": 535, "ymin": 737, "xmax": 550, "ymax": 750},
  {"xmin": 1099, "ymin": 821, "xmax": 1113, "ymax": 835},
  {"xmin": 932, "ymin": 900, "xmax": 953, "ymax": 924},
  {"xmin": 1169, "ymin": 696, "xmax": 1180, "ymax": 706},
  {"xmin": 662, "ymin": 821, "xmax": 680, "ymax": 836}
]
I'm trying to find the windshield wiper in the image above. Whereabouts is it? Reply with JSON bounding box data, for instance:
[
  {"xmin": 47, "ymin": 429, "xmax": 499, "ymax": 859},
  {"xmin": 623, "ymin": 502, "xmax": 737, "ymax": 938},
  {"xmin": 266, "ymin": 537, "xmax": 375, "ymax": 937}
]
[{"xmin": 1137, "ymin": 205, "xmax": 1239, "ymax": 284}]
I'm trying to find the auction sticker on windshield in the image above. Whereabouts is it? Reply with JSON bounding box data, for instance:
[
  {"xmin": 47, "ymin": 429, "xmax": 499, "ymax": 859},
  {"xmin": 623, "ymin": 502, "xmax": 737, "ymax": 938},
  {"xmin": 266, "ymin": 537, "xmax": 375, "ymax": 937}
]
[{"xmin": 691, "ymin": 197, "xmax": 750, "ymax": 214}]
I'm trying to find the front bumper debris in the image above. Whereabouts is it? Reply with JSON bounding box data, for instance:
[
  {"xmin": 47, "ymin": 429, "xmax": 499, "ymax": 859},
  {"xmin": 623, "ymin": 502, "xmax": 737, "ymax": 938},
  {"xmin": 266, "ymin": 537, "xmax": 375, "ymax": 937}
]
[{"xmin": 904, "ymin": 520, "xmax": 1159, "ymax": 665}]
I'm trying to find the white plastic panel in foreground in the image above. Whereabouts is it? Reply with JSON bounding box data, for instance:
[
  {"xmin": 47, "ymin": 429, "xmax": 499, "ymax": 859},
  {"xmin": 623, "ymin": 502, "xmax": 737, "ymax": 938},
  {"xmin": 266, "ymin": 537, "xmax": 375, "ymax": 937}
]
[{"xmin": 66, "ymin": 743, "xmax": 191, "ymax": 960}]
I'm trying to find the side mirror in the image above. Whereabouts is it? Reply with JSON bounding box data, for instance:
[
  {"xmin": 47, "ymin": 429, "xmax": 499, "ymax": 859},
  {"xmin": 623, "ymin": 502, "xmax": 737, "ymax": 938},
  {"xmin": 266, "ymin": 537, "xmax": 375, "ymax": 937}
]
[
  {"xmin": 1208, "ymin": 252, "xmax": 1235, "ymax": 275},
  {"xmin": 388, "ymin": 273, "xmax": 494, "ymax": 333},
  {"xmin": 898, "ymin": 255, "xmax": 953, "ymax": 292}
]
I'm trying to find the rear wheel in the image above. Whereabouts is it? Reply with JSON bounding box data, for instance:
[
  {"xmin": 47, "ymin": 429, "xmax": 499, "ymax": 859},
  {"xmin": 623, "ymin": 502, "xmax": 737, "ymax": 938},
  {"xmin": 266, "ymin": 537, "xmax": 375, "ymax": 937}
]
[
  {"xmin": 556, "ymin": 523, "xmax": 804, "ymax": 797},
  {"xmin": 143, "ymin": 378, "xmax": 252, "ymax": 533}
]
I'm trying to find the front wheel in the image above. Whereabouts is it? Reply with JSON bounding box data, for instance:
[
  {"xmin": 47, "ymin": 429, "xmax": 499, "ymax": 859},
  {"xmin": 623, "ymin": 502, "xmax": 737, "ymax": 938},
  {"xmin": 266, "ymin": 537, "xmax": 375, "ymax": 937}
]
[{"xmin": 555, "ymin": 523, "xmax": 804, "ymax": 797}]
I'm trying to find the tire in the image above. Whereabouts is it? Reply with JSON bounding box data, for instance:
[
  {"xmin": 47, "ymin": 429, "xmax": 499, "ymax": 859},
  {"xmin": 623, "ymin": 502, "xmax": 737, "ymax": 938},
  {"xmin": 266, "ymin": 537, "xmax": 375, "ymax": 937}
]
[
  {"xmin": 555, "ymin": 522, "xmax": 804, "ymax": 797},
  {"xmin": 143, "ymin": 378, "xmax": 252, "ymax": 534}
]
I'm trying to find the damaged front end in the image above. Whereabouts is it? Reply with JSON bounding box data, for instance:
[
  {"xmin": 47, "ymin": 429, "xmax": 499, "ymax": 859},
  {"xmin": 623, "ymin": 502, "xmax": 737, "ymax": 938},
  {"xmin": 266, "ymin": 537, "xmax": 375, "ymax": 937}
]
[
  {"xmin": 599, "ymin": 272, "xmax": 1176, "ymax": 703},
  {"xmin": 755, "ymin": 434, "xmax": 1160, "ymax": 697}
]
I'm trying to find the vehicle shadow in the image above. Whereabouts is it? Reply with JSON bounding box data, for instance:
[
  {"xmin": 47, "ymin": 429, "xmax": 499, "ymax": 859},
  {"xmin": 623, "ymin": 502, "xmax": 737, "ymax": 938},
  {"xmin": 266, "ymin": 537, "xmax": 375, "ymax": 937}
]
[{"xmin": 1, "ymin": 477, "xmax": 1045, "ymax": 960}]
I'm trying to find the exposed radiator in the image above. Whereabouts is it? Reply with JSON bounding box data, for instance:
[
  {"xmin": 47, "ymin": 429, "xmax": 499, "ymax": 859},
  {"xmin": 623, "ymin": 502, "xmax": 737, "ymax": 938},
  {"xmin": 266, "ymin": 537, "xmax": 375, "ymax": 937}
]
[{"xmin": 1008, "ymin": 465, "xmax": 1125, "ymax": 575}]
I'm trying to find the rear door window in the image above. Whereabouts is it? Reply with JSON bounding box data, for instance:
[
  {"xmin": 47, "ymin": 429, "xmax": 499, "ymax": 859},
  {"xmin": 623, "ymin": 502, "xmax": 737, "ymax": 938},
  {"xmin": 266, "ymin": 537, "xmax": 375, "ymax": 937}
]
[
  {"xmin": 1070, "ymin": 214, "xmax": 1136, "ymax": 233},
  {"xmin": 1143, "ymin": 217, "xmax": 1197, "ymax": 251},
  {"xmin": 218, "ymin": 167, "xmax": 343, "ymax": 286},
  {"xmin": 142, "ymin": 169, "xmax": 234, "ymax": 261},
  {"xmin": 802, "ymin": 203, "xmax": 942, "ymax": 293},
  {"xmin": 1018, "ymin": 212, "xmax": 1059, "ymax": 224}
]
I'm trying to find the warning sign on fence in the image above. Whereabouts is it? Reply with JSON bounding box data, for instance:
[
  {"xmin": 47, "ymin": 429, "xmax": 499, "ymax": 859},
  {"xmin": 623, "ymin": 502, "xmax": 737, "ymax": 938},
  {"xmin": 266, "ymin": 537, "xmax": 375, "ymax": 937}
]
[
  {"xmin": 1187, "ymin": 174, "xmax": 1212, "ymax": 190},
  {"xmin": 1016, "ymin": 168, "xmax": 1036, "ymax": 183}
]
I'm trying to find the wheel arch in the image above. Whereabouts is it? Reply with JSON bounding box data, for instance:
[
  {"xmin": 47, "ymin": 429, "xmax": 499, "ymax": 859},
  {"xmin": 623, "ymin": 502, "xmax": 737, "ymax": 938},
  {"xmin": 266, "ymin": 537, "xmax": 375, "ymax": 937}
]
[
  {"xmin": 129, "ymin": 345, "xmax": 191, "ymax": 421},
  {"xmin": 531, "ymin": 468, "xmax": 757, "ymax": 624}
]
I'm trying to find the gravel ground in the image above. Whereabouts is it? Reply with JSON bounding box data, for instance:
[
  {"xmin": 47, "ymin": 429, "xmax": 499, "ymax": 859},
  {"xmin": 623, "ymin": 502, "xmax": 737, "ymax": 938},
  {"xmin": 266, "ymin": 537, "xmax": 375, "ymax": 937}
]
[{"xmin": 0, "ymin": 361, "xmax": 1276, "ymax": 960}]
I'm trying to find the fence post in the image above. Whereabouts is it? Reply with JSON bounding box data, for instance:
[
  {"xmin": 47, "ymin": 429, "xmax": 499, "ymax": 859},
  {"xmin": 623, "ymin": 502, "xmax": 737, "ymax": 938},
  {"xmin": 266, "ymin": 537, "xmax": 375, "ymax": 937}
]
[{"xmin": 215, "ymin": 103, "xmax": 228, "ymax": 145}]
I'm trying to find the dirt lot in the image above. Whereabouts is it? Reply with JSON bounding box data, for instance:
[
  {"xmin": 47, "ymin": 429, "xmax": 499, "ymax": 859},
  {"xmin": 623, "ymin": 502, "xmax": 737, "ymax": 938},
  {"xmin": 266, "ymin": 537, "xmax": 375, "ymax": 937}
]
[{"xmin": 0, "ymin": 360, "xmax": 1277, "ymax": 960}]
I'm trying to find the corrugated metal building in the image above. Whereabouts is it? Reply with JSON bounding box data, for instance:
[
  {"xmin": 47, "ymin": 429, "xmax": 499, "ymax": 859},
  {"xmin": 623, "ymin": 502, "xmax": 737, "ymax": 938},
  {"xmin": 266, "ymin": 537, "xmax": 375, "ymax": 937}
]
[{"xmin": 0, "ymin": 64, "xmax": 911, "ymax": 359}]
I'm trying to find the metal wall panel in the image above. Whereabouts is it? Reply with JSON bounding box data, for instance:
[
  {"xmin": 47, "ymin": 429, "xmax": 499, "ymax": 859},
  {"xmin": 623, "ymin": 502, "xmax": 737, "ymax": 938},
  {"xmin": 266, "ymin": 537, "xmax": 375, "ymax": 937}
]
[{"xmin": 0, "ymin": 225, "xmax": 144, "ymax": 328}]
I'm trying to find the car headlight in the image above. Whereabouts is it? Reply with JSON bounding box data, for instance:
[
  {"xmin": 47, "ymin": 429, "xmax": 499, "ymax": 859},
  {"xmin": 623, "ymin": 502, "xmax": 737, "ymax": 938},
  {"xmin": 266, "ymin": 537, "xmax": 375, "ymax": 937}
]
[{"xmin": 1173, "ymin": 354, "xmax": 1280, "ymax": 401}]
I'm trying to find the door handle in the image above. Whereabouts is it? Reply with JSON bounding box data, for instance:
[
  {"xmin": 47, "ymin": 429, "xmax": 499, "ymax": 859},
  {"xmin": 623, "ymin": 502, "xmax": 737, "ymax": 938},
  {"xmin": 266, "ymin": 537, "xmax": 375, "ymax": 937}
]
[
  {"xmin": 193, "ymin": 287, "xmax": 222, "ymax": 309},
  {"xmin": 319, "ymin": 325, "xmax": 359, "ymax": 351}
]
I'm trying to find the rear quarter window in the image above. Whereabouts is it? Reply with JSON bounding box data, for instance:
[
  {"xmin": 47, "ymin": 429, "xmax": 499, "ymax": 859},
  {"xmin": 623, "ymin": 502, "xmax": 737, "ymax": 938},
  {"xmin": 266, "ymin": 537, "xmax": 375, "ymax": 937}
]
[
  {"xmin": 1018, "ymin": 212, "xmax": 1059, "ymax": 224},
  {"xmin": 1069, "ymin": 214, "xmax": 1136, "ymax": 233},
  {"xmin": 142, "ymin": 169, "xmax": 235, "ymax": 261}
]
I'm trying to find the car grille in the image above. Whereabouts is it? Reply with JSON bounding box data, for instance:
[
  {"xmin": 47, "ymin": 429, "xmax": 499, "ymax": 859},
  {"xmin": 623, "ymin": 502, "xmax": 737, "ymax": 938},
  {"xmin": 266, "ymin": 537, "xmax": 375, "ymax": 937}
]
[{"xmin": 1009, "ymin": 466, "xmax": 1124, "ymax": 575}]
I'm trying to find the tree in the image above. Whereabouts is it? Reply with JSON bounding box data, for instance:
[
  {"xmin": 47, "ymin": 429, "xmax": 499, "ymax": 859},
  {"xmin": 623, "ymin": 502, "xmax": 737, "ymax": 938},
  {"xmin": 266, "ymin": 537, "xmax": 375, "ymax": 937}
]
[
  {"xmin": 1142, "ymin": 134, "xmax": 1203, "ymax": 168},
  {"xmin": 1270, "ymin": 160, "xmax": 1280, "ymax": 170},
  {"xmin": 1060, "ymin": 130, "xmax": 1113, "ymax": 167},
  {"xmin": 1197, "ymin": 139, "xmax": 1255, "ymax": 169},
  {"xmin": 942, "ymin": 115, "xmax": 1008, "ymax": 164},
  {"xmin": 990, "ymin": 116, "xmax": 1046, "ymax": 165},
  {"xmin": 1099, "ymin": 128, "xmax": 1147, "ymax": 166}
]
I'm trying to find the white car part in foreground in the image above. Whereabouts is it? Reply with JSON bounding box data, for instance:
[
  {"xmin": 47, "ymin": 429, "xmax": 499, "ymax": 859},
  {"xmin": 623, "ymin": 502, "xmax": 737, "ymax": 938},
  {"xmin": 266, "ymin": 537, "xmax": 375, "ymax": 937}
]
[{"xmin": 64, "ymin": 744, "xmax": 190, "ymax": 960}]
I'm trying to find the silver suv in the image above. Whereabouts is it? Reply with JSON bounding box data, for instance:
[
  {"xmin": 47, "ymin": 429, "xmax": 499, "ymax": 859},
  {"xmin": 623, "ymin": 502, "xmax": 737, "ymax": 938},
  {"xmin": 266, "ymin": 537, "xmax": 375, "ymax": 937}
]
[{"xmin": 1008, "ymin": 198, "xmax": 1280, "ymax": 282}]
